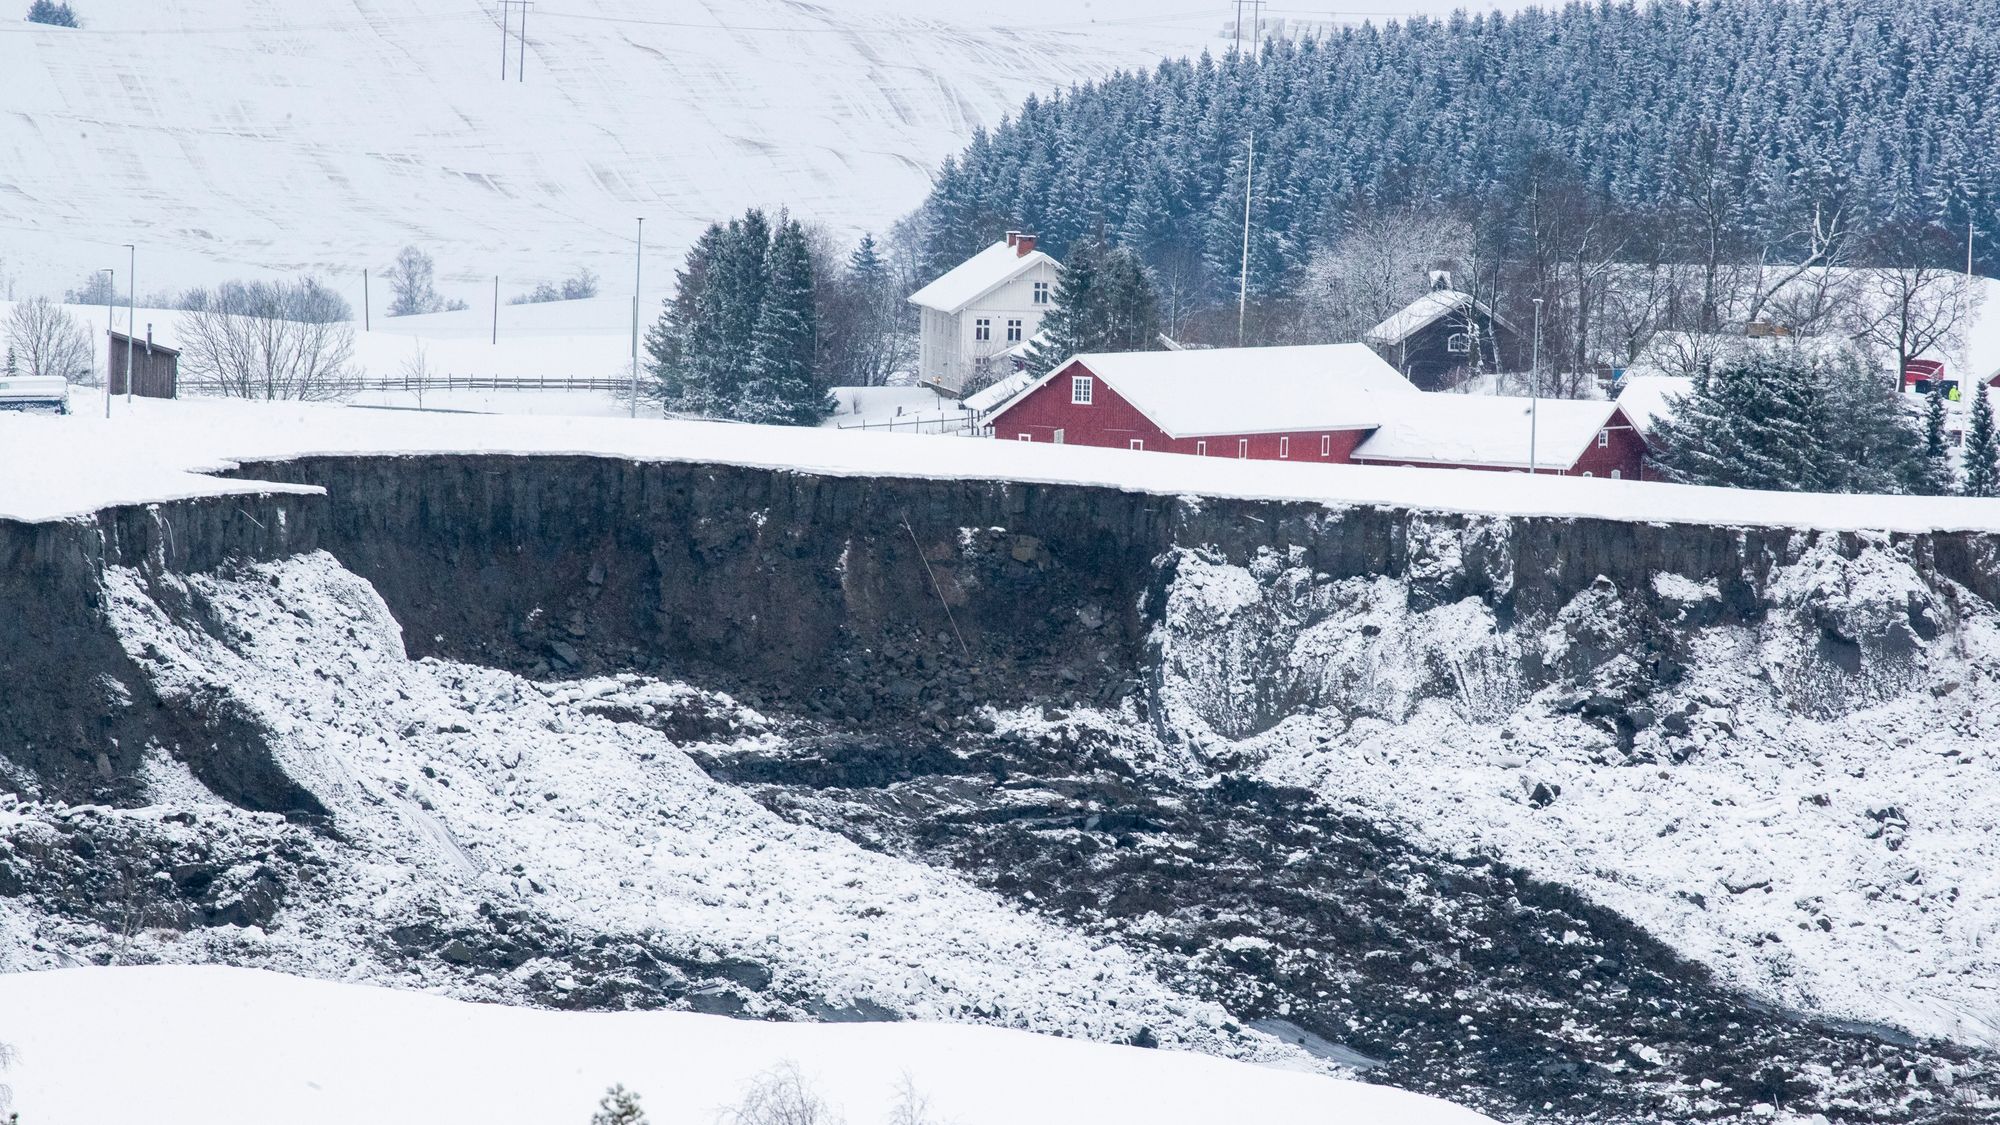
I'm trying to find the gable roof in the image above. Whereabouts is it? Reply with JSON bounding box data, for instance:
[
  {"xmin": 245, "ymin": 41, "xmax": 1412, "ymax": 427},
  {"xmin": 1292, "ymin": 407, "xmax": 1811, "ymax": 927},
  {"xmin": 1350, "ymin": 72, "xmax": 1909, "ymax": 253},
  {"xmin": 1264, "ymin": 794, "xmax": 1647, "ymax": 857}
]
[
  {"xmin": 1364, "ymin": 290, "xmax": 1513, "ymax": 347},
  {"xmin": 907, "ymin": 241, "xmax": 1056, "ymax": 315},
  {"xmin": 990, "ymin": 344, "xmax": 1418, "ymax": 438},
  {"xmin": 1614, "ymin": 375, "xmax": 1695, "ymax": 439},
  {"xmin": 1352, "ymin": 393, "xmax": 1624, "ymax": 470}
]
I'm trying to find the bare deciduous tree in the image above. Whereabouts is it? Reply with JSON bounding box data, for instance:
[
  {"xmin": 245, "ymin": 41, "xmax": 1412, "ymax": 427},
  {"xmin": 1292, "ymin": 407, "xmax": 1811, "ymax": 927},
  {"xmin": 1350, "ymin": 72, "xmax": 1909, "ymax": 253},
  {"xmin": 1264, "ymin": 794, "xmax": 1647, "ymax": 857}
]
[
  {"xmin": 5, "ymin": 296, "xmax": 95, "ymax": 382},
  {"xmin": 719, "ymin": 1061, "xmax": 843, "ymax": 1125},
  {"xmin": 1846, "ymin": 264, "xmax": 1978, "ymax": 383},
  {"xmin": 1298, "ymin": 207, "xmax": 1473, "ymax": 344},
  {"xmin": 178, "ymin": 276, "xmax": 358, "ymax": 400}
]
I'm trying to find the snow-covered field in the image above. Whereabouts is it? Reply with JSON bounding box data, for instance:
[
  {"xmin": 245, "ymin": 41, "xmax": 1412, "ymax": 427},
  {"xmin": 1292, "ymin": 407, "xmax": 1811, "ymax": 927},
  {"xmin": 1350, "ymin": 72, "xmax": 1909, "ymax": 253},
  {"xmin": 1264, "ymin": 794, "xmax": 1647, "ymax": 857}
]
[
  {"xmin": 6, "ymin": 393, "xmax": 2000, "ymax": 532},
  {"xmin": 0, "ymin": 965, "xmax": 1495, "ymax": 1125},
  {"xmin": 0, "ymin": 0, "xmax": 1200, "ymax": 299}
]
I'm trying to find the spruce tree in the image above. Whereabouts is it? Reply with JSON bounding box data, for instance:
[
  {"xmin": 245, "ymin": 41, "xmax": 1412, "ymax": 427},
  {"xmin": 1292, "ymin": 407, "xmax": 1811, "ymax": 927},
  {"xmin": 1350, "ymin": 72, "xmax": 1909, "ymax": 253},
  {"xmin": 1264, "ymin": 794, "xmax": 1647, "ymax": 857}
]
[
  {"xmin": 1024, "ymin": 238, "xmax": 1162, "ymax": 374},
  {"xmin": 741, "ymin": 217, "xmax": 825, "ymax": 425},
  {"xmin": 26, "ymin": 1, "xmax": 79, "ymax": 27},
  {"xmin": 1650, "ymin": 349, "xmax": 1834, "ymax": 492},
  {"xmin": 1921, "ymin": 379, "xmax": 1951, "ymax": 493},
  {"xmin": 1964, "ymin": 383, "xmax": 1999, "ymax": 498},
  {"xmin": 590, "ymin": 1084, "xmax": 648, "ymax": 1125},
  {"xmin": 646, "ymin": 221, "xmax": 728, "ymax": 415}
]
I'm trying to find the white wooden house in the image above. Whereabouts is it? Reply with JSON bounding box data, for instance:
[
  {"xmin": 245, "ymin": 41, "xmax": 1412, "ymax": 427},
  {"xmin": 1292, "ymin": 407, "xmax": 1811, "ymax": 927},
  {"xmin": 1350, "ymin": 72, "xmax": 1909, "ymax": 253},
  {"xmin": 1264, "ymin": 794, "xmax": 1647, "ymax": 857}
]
[{"xmin": 907, "ymin": 232, "xmax": 1059, "ymax": 395}]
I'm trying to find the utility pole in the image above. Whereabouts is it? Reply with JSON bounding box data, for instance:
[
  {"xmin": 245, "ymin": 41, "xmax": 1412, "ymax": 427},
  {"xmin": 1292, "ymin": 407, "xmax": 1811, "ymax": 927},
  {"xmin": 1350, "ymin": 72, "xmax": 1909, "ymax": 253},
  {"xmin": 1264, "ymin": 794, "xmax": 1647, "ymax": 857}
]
[
  {"xmin": 630, "ymin": 216, "xmax": 644, "ymax": 418},
  {"xmin": 124, "ymin": 244, "xmax": 136, "ymax": 405},
  {"xmin": 100, "ymin": 268, "xmax": 113, "ymax": 419},
  {"xmin": 1232, "ymin": 130, "xmax": 1248, "ymax": 344},
  {"xmin": 1529, "ymin": 297, "xmax": 1544, "ymax": 475},
  {"xmin": 518, "ymin": 1, "xmax": 529, "ymax": 83},
  {"xmin": 499, "ymin": 0, "xmax": 510, "ymax": 80},
  {"xmin": 492, "ymin": 276, "xmax": 500, "ymax": 345},
  {"xmin": 363, "ymin": 268, "xmax": 371, "ymax": 331}
]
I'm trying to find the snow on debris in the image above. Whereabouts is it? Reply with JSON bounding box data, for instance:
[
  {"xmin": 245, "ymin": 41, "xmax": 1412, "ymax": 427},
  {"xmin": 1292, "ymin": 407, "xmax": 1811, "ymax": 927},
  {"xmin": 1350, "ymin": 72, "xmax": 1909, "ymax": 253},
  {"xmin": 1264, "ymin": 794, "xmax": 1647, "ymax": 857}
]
[
  {"xmin": 0, "ymin": 965, "xmax": 1498, "ymax": 1125},
  {"xmin": 1151, "ymin": 543, "xmax": 2000, "ymax": 1048},
  {"xmin": 83, "ymin": 552, "xmax": 1295, "ymax": 1060},
  {"xmin": 7, "ymin": 395, "xmax": 2000, "ymax": 533}
]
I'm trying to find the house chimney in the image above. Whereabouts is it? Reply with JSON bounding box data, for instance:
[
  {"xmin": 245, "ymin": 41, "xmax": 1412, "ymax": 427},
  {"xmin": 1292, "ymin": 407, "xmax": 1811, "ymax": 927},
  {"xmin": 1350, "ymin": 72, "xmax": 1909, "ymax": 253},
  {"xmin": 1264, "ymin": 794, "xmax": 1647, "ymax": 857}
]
[
  {"xmin": 1005, "ymin": 230, "xmax": 1021, "ymax": 248},
  {"xmin": 1429, "ymin": 270, "xmax": 1452, "ymax": 291},
  {"xmin": 1016, "ymin": 234, "xmax": 1037, "ymax": 258}
]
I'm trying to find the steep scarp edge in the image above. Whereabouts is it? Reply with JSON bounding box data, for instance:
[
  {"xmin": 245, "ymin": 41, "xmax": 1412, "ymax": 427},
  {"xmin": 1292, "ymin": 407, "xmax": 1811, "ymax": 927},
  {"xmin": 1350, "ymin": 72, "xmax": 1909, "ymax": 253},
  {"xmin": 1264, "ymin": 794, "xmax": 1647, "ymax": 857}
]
[{"xmin": 3, "ymin": 453, "xmax": 1998, "ymax": 1122}]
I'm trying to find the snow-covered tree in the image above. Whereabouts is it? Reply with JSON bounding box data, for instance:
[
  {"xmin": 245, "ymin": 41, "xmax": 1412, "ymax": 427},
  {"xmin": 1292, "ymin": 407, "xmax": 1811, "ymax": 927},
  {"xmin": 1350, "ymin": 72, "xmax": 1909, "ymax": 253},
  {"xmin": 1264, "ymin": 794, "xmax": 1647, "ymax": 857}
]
[
  {"xmin": 4, "ymin": 296, "xmax": 94, "ymax": 382},
  {"xmin": 1024, "ymin": 237, "xmax": 1160, "ymax": 375},
  {"xmin": 1921, "ymin": 380, "xmax": 1952, "ymax": 493},
  {"xmin": 383, "ymin": 245, "xmax": 464, "ymax": 316},
  {"xmin": 26, "ymin": 1, "xmax": 79, "ymax": 27},
  {"xmin": 589, "ymin": 1083, "xmax": 647, "ymax": 1125},
  {"xmin": 1649, "ymin": 349, "xmax": 1833, "ymax": 492},
  {"xmin": 720, "ymin": 1061, "xmax": 841, "ymax": 1125},
  {"xmin": 1964, "ymin": 384, "xmax": 1999, "ymax": 498},
  {"xmin": 741, "ymin": 217, "xmax": 826, "ymax": 425}
]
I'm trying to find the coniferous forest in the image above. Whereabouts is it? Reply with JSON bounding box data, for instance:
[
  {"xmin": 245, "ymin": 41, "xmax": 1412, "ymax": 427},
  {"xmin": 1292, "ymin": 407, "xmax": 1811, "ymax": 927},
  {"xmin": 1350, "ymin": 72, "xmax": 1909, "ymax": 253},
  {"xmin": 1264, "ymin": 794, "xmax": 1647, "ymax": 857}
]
[{"xmin": 908, "ymin": 0, "xmax": 1999, "ymax": 336}]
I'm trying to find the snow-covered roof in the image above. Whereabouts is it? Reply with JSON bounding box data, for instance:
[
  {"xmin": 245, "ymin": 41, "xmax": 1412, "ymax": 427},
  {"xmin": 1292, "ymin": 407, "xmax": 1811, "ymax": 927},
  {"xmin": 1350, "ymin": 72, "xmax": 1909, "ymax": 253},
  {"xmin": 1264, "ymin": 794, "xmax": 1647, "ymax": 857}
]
[
  {"xmin": 1364, "ymin": 290, "xmax": 1509, "ymax": 347},
  {"xmin": 994, "ymin": 344, "xmax": 1418, "ymax": 437},
  {"xmin": 963, "ymin": 370, "xmax": 1035, "ymax": 414},
  {"xmin": 1615, "ymin": 375, "xmax": 1695, "ymax": 439},
  {"xmin": 1352, "ymin": 393, "xmax": 1622, "ymax": 470},
  {"xmin": 907, "ymin": 241, "xmax": 1056, "ymax": 315}
]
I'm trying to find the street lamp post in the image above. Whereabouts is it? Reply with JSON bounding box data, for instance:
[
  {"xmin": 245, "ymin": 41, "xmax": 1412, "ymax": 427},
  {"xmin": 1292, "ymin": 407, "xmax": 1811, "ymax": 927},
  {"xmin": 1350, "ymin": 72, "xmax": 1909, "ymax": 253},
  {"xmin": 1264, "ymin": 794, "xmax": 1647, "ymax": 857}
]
[
  {"xmin": 1529, "ymin": 297, "xmax": 1544, "ymax": 475},
  {"xmin": 100, "ymin": 268, "xmax": 114, "ymax": 419},
  {"xmin": 630, "ymin": 217, "xmax": 644, "ymax": 419}
]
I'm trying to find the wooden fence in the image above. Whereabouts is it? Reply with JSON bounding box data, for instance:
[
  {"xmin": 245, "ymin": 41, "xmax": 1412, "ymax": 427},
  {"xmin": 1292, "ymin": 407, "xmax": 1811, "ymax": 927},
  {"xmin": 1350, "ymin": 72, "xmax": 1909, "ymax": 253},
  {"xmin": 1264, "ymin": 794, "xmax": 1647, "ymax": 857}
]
[{"xmin": 350, "ymin": 375, "xmax": 630, "ymax": 393}]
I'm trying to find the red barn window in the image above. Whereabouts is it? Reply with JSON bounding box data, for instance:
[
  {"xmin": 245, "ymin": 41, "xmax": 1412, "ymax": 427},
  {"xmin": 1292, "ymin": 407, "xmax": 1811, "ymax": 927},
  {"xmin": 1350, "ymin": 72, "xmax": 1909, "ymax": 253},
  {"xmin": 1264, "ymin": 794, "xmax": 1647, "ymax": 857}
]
[
  {"xmin": 1129, "ymin": 439, "xmax": 1144, "ymax": 451},
  {"xmin": 1197, "ymin": 440, "xmax": 1208, "ymax": 456},
  {"xmin": 1279, "ymin": 436, "xmax": 1290, "ymax": 458},
  {"xmin": 1237, "ymin": 439, "xmax": 1249, "ymax": 459},
  {"xmin": 1320, "ymin": 434, "xmax": 1331, "ymax": 457}
]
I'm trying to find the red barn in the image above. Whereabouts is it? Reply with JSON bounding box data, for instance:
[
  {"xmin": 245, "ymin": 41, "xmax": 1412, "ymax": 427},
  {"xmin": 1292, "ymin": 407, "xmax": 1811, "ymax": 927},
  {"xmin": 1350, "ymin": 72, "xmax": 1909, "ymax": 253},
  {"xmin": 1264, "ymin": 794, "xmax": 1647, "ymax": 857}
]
[
  {"xmin": 988, "ymin": 344, "xmax": 1412, "ymax": 462},
  {"xmin": 1351, "ymin": 394, "xmax": 1648, "ymax": 480},
  {"xmin": 987, "ymin": 344, "xmax": 1650, "ymax": 478}
]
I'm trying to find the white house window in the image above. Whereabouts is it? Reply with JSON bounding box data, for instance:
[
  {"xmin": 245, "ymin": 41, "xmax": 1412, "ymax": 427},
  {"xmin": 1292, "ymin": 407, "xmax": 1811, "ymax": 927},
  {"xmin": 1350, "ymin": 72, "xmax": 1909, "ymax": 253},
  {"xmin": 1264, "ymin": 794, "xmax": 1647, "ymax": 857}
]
[
  {"xmin": 1597, "ymin": 429, "xmax": 1609, "ymax": 447},
  {"xmin": 1447, "ymin": 332, "xmax": 1471, "ymax": 354},
  {"xmin": 1129, "ymin": 439, "xmax": 1144, "ymax": 451},
  {"xmin": 1237, "ymin": 439, "xmax": 1249, "ymax": 459},
  {"xmin": 1279, "ymin": 436, "xmax": 1290, "ymax": 458},
  {"xmin": 1196, "ymin": 440, "xmax": 1208, "ymax": 456},
  {"xmin": 1071, "ymin": 376, "xmax": 1093, "ymax": 405},
  {"xmin": 975, "ymin": 318, "xmax": 992, "ymax": 342},
  {"xmin": 1320, "ymin": 434, "xmax": 1331, "ymax": 457},
  {"xmin": 1007, "ymin": 319, "xmax": 1023, "ymax": 343},
  {"xmin": 1033, "ymin": 282, "xmax": 1051, "ymax": 305}
]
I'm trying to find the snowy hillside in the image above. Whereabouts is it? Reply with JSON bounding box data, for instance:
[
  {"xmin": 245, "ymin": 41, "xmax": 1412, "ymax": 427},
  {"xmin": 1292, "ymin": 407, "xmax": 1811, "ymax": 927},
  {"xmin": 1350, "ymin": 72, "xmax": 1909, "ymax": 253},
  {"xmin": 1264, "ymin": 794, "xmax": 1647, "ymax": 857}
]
[
  {"xmin": 0, "ymin": 0, "xmax": 1194, "ymax": 300},
  {"xmin": 0, "ymin": 966, "xmax": 1496, "ymax": 1125}
]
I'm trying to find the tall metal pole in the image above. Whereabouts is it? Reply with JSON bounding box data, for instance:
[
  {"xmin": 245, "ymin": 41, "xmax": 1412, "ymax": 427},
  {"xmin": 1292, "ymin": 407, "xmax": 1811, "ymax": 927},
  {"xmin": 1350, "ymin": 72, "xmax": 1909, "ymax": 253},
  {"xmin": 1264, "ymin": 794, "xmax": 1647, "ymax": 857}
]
[
  {"xmin": 630, "ymin": 217, "xmax": 644, "ymax": 417},
  {"xmin": 518, "ymin": 2, "xmax": 529, "ymax": 83},
  {"xmin": 101, "ymin": 269, "xmax": 114, "ymax": 419},
  {"xmin": 124, "ymin": 244, "xmax": 136, "ymax": 404},
  {"xmin": 499, "ymin": 0, "xmax": 509, "ymax": 80},
  {"xmin": 1530, "ymin": 297, "xmax": 1544, "ymax": 475},
  {"xmin": 363, "ymin": 268, "xmax": 371, "ymax": 331},
  {"xmin": 492, "ymin": 275, "xmax": 500, "ymax": 345},
  {"xmin": 1238, "ymin": 131, "xmax": 1254, "ymax": 347}
]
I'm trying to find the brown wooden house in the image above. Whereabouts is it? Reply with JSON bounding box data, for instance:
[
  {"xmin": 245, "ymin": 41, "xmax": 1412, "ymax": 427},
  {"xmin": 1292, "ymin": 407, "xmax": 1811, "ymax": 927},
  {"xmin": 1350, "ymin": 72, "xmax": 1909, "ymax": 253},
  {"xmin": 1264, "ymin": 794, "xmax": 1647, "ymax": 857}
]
[
  {"xmin": 1364, "ymin": 286, "xmax": 1526, "ymax": 391},
  {"xmin": 108, "ymin": 328, "xmax": 179, "ymax": 399}
]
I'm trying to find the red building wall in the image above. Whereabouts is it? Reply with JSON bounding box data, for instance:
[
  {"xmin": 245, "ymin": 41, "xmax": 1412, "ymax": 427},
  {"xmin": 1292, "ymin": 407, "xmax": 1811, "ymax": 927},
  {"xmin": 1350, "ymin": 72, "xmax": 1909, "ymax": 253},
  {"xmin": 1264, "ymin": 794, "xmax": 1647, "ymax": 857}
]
[{"xmin": 990, "ymin": 359, "xmax": 1372, "ymax": 463}]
